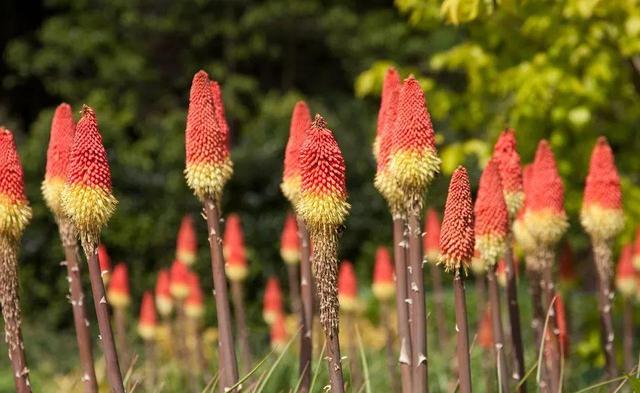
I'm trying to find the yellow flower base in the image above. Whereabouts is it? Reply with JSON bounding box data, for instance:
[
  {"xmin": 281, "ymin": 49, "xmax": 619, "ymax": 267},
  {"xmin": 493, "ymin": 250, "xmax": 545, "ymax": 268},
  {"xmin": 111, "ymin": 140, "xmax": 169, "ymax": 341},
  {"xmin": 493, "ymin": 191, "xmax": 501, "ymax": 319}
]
[
  {"xmin": 374, "ymin": 169, "xmax": 404, "ymax": 213},
  {"xmin": 504, "ymin": 191, "xmax": 524, "ymax": 218},
  {"xmin": 225, "ymin": 264, "xmax": 248, "ymax": 282},
  {"xmin": 280, "ymin": 175, "xmax": 301, "ymax": 206},
  {"xmin": 581, "ymin": 205, "xmax": 624, "ymax": 241},
  {"xmin": 524, "ymin": 209, "xmax": 568, "ymax": 246},
  {"xmin": 476, "ymin": 232, "xmax": 506, "ymax": 268},
  {"xmin": 0, "ymin": 193, "xmax": 31, "ymax": 239},
  {"xmin": 185, "ymin": 159, "xmax": 233, "ymax": 201},
  {"xmin": 41, "ymin": 177, "xmax": 66, "ymax": 218},
  {"xmin": 107, "ymin": 292, "xmax": 131, "ymax": 309},
  {"xmin": 156, "ymin": 296, "xmax": 173, "ymax": 317},
  {"xmin": 372, "ymin": 282, "xmax": 395, "ymax": 302},
  {"xmin": 185, "ymin": 304, "xmax": 204, "ymax": 319},
  {"xmin": 513, "ymin": 218, "xmax": 536, "ymax": 254},
  {"xmin": 176, "ymin": 250, "xmax": 196, "ymax": 266},
  {"xmin": 616, "ymin": 277, "xmax": 636, "ymax": 298},
  {"xmin": 389, "ymin": 148, "xmax": 440, "ymax": 192},
  {"xmin": 281, "ymin": 249, "xmax": 300, "ymax": 265},
  {"xmin": 297, "ymin": 191, "xmax": 349, "ymax": 228},
  {"xmin": 138, "ymin": 324, "xmax": 155, "ymax": 340},
  {"xmin": 170, "ymin": 283, "xmax": 190, "ymax": 300},
  {"xmin": 61, "ymin": 183, "xmax": 117, "ymax": 240}
]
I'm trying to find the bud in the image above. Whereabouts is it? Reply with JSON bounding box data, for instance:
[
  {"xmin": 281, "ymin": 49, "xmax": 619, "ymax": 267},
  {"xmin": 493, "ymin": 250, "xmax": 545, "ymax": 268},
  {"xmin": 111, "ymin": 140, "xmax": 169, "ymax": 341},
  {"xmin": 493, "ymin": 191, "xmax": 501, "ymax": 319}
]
[
  {"xmin": 338, "ymin": 260, "xmax": 358, "ymax": 312},
  {"xmin": 184, "ymin": 70, "xmax": 233, "ymax": 201},
  {"xmin": 280, "ymin": 213, "xmax": 300, "ymax": 265},
  {"xmin": 581, "ymin": 137, "xmax": 624, "ymax": 241},
  {"xmin": 263, "ymin": 277, "xmax": 283, "ymax": 325},
  {"xmin": 98, "ymin": 244, "xmax": 112, "ymax": 285},
  {"xmin": 107, "ymin": 263, "xmax": 130, "ymax": 309},
  {"xmin": 616, "ymin": 244, "xmax": 635, "ymax": 297},
  {"xmin": 0, "ymin": 127, "xmax": 32, "ymax": 240},
  {"xmin": 373, "ymin": 67, "xmax": 401, "ymax": 160},
  {"xmin": 176, "ymin": 215, "xmax": 197, "ymax": 266},
  {"xmin": 439, "ymin": 166, "xmax": 475, "ymax": 271},
  {"xmin": 492, "ymin": 129, "xmax": 524, "ymax": 216},
  {"xmin": 185, "ymin": 272, "xmax": 205, "ymax": 319},
  {"xmin": 155, "ymin": 269, "xmax": 173, "ymax": 317},
  {"xmin": 281, "ymin": 101, "xmax": 312, "ymax": 205},
  {"xmin": 223, "ymin": 213, "xmax": 248, "ymax": 282},
  {"xmin": 138, "ymin": 291, "xmax": 157, "ymax": 340},
  {"xmin": 372, "ymin": 247, "xmax": 395, "ymax": 301},
  {"xmin": 170, "ymin": 260, "xmax": 191, "ymax": 300},
  {"xmin": 42, "ymin": 103, "xmax": 75, "ymax": 218},
  {"xmin": 423, "ymin": 208, "xmax": 441, "ymax": 262}
]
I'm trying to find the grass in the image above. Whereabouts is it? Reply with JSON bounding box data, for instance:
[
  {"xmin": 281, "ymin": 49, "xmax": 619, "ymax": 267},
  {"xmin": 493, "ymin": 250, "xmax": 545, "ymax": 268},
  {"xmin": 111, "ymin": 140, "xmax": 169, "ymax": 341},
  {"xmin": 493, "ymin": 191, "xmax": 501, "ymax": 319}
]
[{"xmin": 0, "ymin": 279, "xmax": 631, "ymax": 392}]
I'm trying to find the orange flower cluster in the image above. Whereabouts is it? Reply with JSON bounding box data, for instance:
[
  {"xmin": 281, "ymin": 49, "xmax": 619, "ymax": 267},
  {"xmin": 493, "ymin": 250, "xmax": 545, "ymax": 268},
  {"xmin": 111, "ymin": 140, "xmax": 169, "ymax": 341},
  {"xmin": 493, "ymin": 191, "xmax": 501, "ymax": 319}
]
[
  {"xmin": 107, "ymin": 263, "xmax": 131, "ymax": 309},
  {"xmin": 155, "ymin": 269, "xmax": 173, "ymax": 317},
  {"xmin": 423, "ymin": 208, "xmax": 441, "ymax": 262},
  {"xmin": 615, "ymin": 245, "xmax": 635, "ymax": 298},
  {"xmin": 373, "ymin": 67, "xmax": 401, "ymax": 161},
  {"xmin": 176, "ymin": 215, "xmax": 197, "ymax": 266},
  {"xmin": 492, "ymin": 129, "xmax": 524, "ymax": 217},
  {"xmin": 185, "ymin": 273, "xmax": 204, "ymax": 319},
  {"xmin": 338, "ymin": 261, "xmax": 358, "ymax": 312},
  {"xmin": 138, "ymin": 291, "xmax": 157, "ymax": 340},
  {"xmin": 281, "ymin": 101, "xmax": 312, "ymax": 205},
  {"xmin": 0, "ymin": 128, "xmax": 32, "ymax": 240},
  {"xmin": 223, "ymin": 213, "xmax": 249, "ymax": 282},
  {"xmin": 280, "ymin": 213, "xmax": 300, "ymax": 265},
  {"xmin": 263, "ymin": 277, "xmax": 283, "ymax": 325},
  {"xmin": 372, "ymin": 247, "xmax": 395, "ymax": 301},
  {"xmin": 474, "ymin": 160, "xmax": 509, "ymax": 267}
]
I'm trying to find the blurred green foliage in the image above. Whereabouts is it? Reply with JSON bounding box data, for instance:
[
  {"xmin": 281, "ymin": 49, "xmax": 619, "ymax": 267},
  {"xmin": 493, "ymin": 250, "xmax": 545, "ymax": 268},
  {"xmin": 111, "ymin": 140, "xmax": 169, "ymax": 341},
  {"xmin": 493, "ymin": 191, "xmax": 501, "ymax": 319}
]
[{"xmin": 0, "ymin": 0, "xmax": 639, "ymax": 357}]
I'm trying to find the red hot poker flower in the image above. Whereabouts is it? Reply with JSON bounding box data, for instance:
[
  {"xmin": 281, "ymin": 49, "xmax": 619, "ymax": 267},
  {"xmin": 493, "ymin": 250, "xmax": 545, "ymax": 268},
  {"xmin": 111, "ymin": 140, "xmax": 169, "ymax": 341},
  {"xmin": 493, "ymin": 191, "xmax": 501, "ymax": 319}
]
[
  {"xmin": 263, "ymin": 277, "xmax": 283, "ymax": 325},
  {"xmin": 439, "ymin": 166, "xmax": 475, "ymax": 271},
  {"xmin": 280, "ymin": 213, "xmax": 300, "ymax": 265},
  {"xmin": 185, "ymin": 272, "xmax": 205, "ymax": 319},
  {"xmin": 107, "ymin": 263, "xmax": 130, "ymax": 309},
  {"xmin": 185, "ymin": 70, "xmax": 233, "ymax": 201},
  {"xmin": 155, "ymin": 269, "xmax": 173, "ymax": 317},
  {"xmin": 524, "ymin": 140, "xmax": 567, "ymax": 246},
  {"xmin": 98, "ymin": 244, "xmax": 112, "ymax": 284},
  {"xmin": 424, "ymin": 208, "xmax": 441, "ymax": 261},
  {"xmin": 388, "ymin": 76, "xmax": 440, "ymax": 193},
  {"xmin": 176, "ymin": 215, "xmax": 197, "ymax": 266},
  {"xmin": 373, "ymin": 67, "xmax": 401, "ymax": 160},
  {"xmin": 62, "ymin": 106, "xmax": 117, "ymax": 248},
  {"xmin": 297, "ymin": 115, "xmax": 350, "ymax": 227},
  {"xmin": 616, "ymin": 244, "xmax": 635, "ymax": 297},
  {"xmin": 138, "ymin": 291, "xmax": 157, "ymax": 340},
  {"xmin": 581, "ymin": 137, "xmax": 624, "ymax": 241},
  {"xmin": 270, "ymin": 312, "xmax": 288, "ymax": 352},
  {"xmin": 170, "ymin": 260, "xmax": 191, "ymax": 300},
  {"xmin": 474, "ymin": 159, "xmax": 509, "ymax": 267},
  {"xmin": 372, "ymin": 247, "xmax": 395, "ymax": 301},
  {"xmin": 338, "ymin": 260, "xmax": 358, "ymax": 312},
  {"xmin": 223, "ymin": 213, "xmax": 248, "ymax": 282},
  {"xmin": 210, "ymin": 80, "xmax": 230, "ymax": 149},
  {"xmin": 0, "ymin": 127, "xmax": 32, "ymax": 239},
  {"xmin": 492, "ymin": 129, "xmax": 524, "ymax": 216},
  {"xmin": 282, "ymin": 101, "xmax": 312, "ymax": 204},
  {"xmin": 42, "ymin": 103, "xmax": 76, "ymax": 217}
]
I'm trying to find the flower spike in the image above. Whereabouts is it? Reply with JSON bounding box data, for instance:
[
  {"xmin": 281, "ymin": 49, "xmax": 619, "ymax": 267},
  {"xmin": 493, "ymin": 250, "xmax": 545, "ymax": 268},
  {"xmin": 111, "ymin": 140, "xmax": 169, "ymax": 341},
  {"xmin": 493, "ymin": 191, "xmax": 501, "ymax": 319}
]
[
  {"xmin": 439, "ymin": 166, "xmax": 475, "ymax": 271},
  {"xmin": 107, "ymin": 263, "xmax": 131, "ymax": 309},
  {"xmin": 372, "ymin": 247, "xmax": 395, "ymax": 301},
  {"xmin": 185, "ymin": 272, "xmax": 205, "ymax": 319},
  {"xmin": 210, "ymin": 80, "xmax": 230, "ymax": 148},
  {"xmin": 282, "ymin": 101, "xmax": 312, "ymax": 205},
  {"xmin": 523, "ymin": 140, "xmax": 568, "ymax": 246},
  {"xmin": 474, "ymin": 159, "xmax": 509, "ymax": 267},
  {"xmin": 513, "ymin": 164, "xmax": 536, "ymax": 254},
  {"xmin": 42, "ymin": 103, "xmax": 75, "ymax": 218},
  {"xmin": 424, "ymin": 208, "xmax": 441, "ymax": 261},
  {"xmin": 61, "ymin": 106, "xmax": 117, "ymax": 250},
  {"xmin": 0, "ymin": 128, "xmax": 32, "ymax": 240},
  {"xmin": 169, "ymin": 260, "xmax": 191, "ymax": 300},
  {"xmin": 492, "ymin": 129, "xmax": 524, "ymax": 217},
  {"xmin": 581, "ymin": 137, "xmax": 624, "ymax": 241},
  {"xmin": 223, "ymin": 213, "xmax": 248, "ymax": 282},
  {"xmin": 98, "ymin": 244, "xmax": 112, "ymax": 285},
  {"xmin": 338, "ymin": 260, "xmax": 358, "ymax": 312},
  {"xmin": 138, "ymin": 291, "xmax": 157, "ymax": 340},
  {"xmin": 270, "ymin": 313, "xmax": 288, "ymax": 352},
  {"xmin": 373, "ymin": 67, "xmax": 401, "ymax": 160},
  {"xmin": 280, "ymin": 213, "xmax": 300, "ymax": 265},
  {"xmin": 263, "ymin": 277, "xmax": 283, "ymax": 325},
  {"xmin": 616, "ymin": 244, "xmax": 635, "ymax": 297},
  {"xmin": 184, "ymin": 70, "xmax": 233, "ymax": 201},
  {"xmin": 155, "ymin": 269, "xmax": 173, "ymax": 317},
  {"xmin": 176, "ymin": 215, "xmax": 197, "ymax": 266},
  {"xmin": 388, "ymin": 76, "xmax": 440, "ymax": 196}
]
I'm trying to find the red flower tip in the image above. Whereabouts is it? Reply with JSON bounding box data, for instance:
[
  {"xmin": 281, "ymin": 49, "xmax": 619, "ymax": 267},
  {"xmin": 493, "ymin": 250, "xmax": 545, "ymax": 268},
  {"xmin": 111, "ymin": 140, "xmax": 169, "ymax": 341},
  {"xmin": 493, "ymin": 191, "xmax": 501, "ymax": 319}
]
[
  {"xmin": 223, "ymin": 213, "xmax": 246, "ymax": 267},
  {"xmin": 210, "ymin": 80, "xmax": 230, "ymax": 147},
  {"xmin": 263, "ymin": 277, "xmax": 283, "ymax": 324},
  {"xmin": 528, "ymin": 140, "xmax": 565, "ymax": 215},
  {"xmin": 170, "ymin": 260, "xmax": 191, "ymax": 299},
  {"xmin": 66, "ymin": 106, "xmax": 112, "ymax": 190},
  {"xmin": 492, "ymin": 128, "xmax": 523, "ymax": 214},
  {"xmin": 176, "ymin": 215, "xmax": 197, "ymax": 265},
  {"xmin": 583, "ymin": 137, "xmax": 621, "ymax": 210},
  {"xmin": 559, "ymin": 242, "xmax": 576, "ymax": 283},
  {"xmin": 139, "ymin": 291, "xmax": 157, "ymax": 327},
  {"xmin": 338, "ymin": 260, "xmax": 358, "ymax": 298},
  {"xmin": 280, "ymin": 213, "xmax": 300, "ymax": 264},
  {"xmin": 376, "ymin": 68, "xmax": 401, "ymax": 139},
  {"xmin": 98, "ymin": 244, "xmax": 112, "ymax": 275},
  {"xmin": 439, "ymin": 166, "xmax": 475, "ymax": 270},
  {"xmin": 617, "ymin": 245, "xmax": 635, "ymax": 278},
  {"xmin": 478, "ymin": 306, "xmax": 493, "ymax": 350},
  {"xmin": 475, "ymin": 159, "xmax": 509, "ymax": 237},
  {"xmin": 424, "ymin": 208, "xmax": 441, "ymax": 259},
  {"xmin": 393, "ymin": 76, "xmax": 436, "ymax": 154},
  {"xmin": 107, "ymin": 263, "xmax": 130, "ymax": 308},
  {"xmin": 297, "ymin": 115, "xmax": 350, "ymax": 227},
  {"xmin": 0, "ymin": 127, "xmax": 28, "ymax": 203},
  {"xmin": 373, "ymin": 247, "xmax": 394, "ymax": 285},
  {"xmin": 186, "ymin": 272, "xmax": 204, "ymax": 307},
  {"xmin": 45, "ymin": 103, "xmax": 75, "ymax": 181},
  {"xmin": 555, "ymin": 294, "xmax": 568, "ymax": 356},
  {"xmin": 282, "ymin": 101, "xmax": 312, "ymax": 186}
]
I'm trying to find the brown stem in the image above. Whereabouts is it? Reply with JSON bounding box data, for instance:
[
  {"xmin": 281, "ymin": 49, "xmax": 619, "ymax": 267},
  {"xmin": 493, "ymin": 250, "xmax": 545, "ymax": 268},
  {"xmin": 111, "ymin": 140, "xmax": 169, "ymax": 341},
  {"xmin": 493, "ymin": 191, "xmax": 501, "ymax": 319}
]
[
  {"xmin": 204, "ymin": 198, "xmax": 240, "ymax": 391},
  {"xmin": 345, "ymin": 313, "xmax": 362, "ymax": 389},
  {"xmin": 60, "ymin": 228, "xmax": 98, "ymax": 393},
  {"xmin": 85, "ymin": 245, "xmax": 125, "ymax": 393},
  {"xmin": 487, "ymin": 265, "xmax": 509, "ymax": 393},
  {"xmin": 114, "ymin": 307, "xmax": 128, "ymax": 372},
  {"xmin": 287, "ymin": 263, "xmax": 301, "ymax": 315},
  {"xmin": 194, "ymin": 320, "xmax": 212, "ymax": 382},
  {"xmin": 525, "ymin": 264, "xmax": 550, "ymax": 393},
  {"xmin": 453, "ymin": 269, "xmax": 472, "ymax": 393},
  {"xmin": 297, "ymin": 218, "xmax": 313, "ymax": 393},
  {"xmin": 539, "ymin": 250, "xmax": 561, "ymax": 393},
  {"xmin": 0, "ymin": 238, "xmax": 31, "ymax": 393},
  {"xmin": 429, "ymin": 262, "xmax": 447, "ymax": 352},
  {"xmin": 623, "ymin": 298, "xmax": 634, "ymax": 373},
  {"xmin": 407, "ymin": 205, "xmax": 428, "ymax": 392},
  {"xmin": 381, "ymin": 302, "xmax": 400, "ymax": 393},
  {"xmin": 504, "ymin": 235, "xmax": 526, "ymax": 391},
  {"xmin": 475, "ymin": 273, "xmax": 486, "ymax": 329},
  {"xmin": 592, "ymin": 239, "xmax": 618, "ymax": 379},
  {"xmin": 326, "ymin": 331, "xmax": 346, "ymax": 393},
  {"xmin": 144, "ymin": 340, "xmax": 157, "ymax": 391},
  {"xmin": 184, "ymin": 316, "xmax": 202, "ymax": 393},
  {"xmin": 392, "ymin": 216, "xmax": 412, "ymax": 393},
  {"xmin": 231, "ymin": 280, "xmax": 253, "ymax": 375},
  {"xmin": 174, "ymin": 301, "xmax": 190, "ymax": 382}
]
